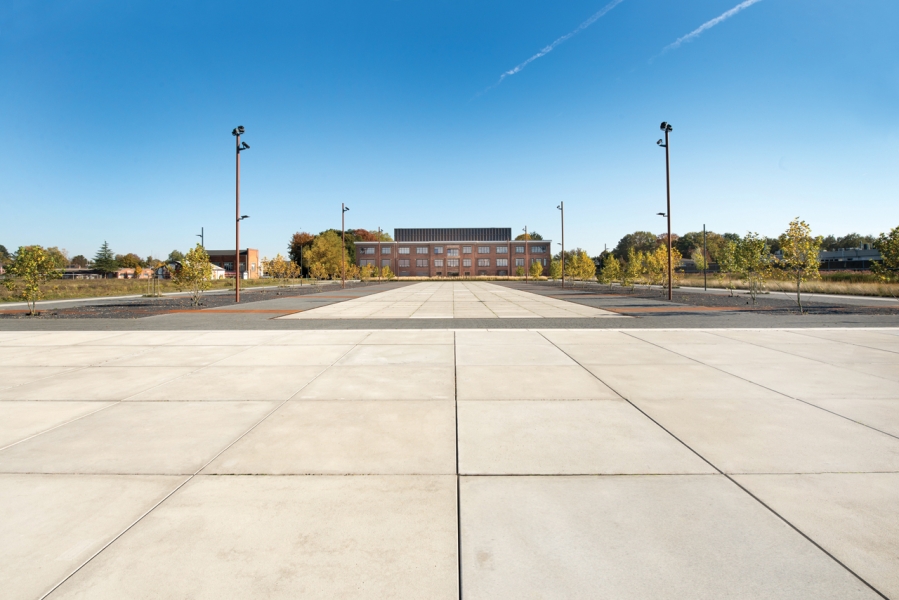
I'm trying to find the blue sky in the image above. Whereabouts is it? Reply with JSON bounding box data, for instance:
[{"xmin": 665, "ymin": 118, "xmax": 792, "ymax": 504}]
[{"xmin": 1, "ymin": 0, "xmax": 897, "ymax": 260}]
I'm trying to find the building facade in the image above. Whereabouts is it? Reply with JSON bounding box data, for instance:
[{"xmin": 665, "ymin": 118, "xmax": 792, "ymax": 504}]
[
  {"xmin": 206, "ymin": 249, "xmax": 261, "ymax": 279},
  {"xmin": 355, "ymin": 228, "xmax": 552, "ymax": 277}
]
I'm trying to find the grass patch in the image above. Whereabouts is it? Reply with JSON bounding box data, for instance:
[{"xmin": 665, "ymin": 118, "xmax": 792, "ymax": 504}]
[{"xmin": 679, "ymin": 273, "xmax": 898, "ymax": 298}]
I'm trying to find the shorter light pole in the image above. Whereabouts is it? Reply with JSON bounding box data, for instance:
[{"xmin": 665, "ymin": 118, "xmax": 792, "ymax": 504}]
[
  {"xmin": 378, "ymin": 226, "xmax": 382, "ymax": 283},
  {"xmin": 657, "ymin": 121, "xmax": 673, "ymax": 300},
  {"xmin": 341, "ymin": 203, "xmax": 350, "ymax": 289},
  {"xmin": 557, "ymin": 203, "xmax": 564, "ymax": 288},
  {"xmin": 232, "ymin": 125, "xmax": 250, "ymax": 303},
  {"xmin": 196, "ymin": 227, "xmax": 204, "ymax": 248}
]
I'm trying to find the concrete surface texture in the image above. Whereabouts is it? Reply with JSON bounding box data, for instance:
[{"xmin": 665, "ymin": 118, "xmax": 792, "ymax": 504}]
[
  {"xmin": 1, "ymin": 326, "xmax": 898, "ymax": 599},
  {"xmin": 279, "ymin": 281, "xmax": 624, "ymax": 319}
]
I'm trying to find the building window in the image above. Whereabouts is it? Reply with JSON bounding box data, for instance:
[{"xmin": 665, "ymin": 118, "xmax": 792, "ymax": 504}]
[
  {"xmin": 496, "ymin": 258, "xmax": 508, "ymax": 267},
  {"xmin": 398, "ymin": 259, "xmax": 410, "ymax": 267},
  {"xmin": 382, "ymin": 259, "xmax": 391, "ymax": 267},
  {"xmin": 478, "ymin": 246, "xmax": 490, "ymax": 254},
  {"xmin": 462, "ymin": 246, "xmax": 472, "ymax": 254},
  {"xmin": 447, "ymin": 259, "xmax": 459, "ymax": 267},
  {"xmin": 398, "ymin": 247, "xmax": 410, "ymax": 254},
  {"xmin": 478, "ymin": 258, "xmax": 490, "ymax": 267},
  {"xmin": 416, "ymin": 247, "xmax": 428, "ymax": 254},
  {"xmin": 515, "ymin": 246, "xmax": 525, "ymax": 254},
  {"xmin": 434, "ymin": 246, "xmax": 443, "ymax": 254},
  {"xmin": 361, "ymin": 259, "xmax": 375, "ymax": 266},
  {"xmin": 224, "ymin": 262, "xmax": 234, "ymax": 271},
  {"xmin": 532, "ymin": 246, "xmax": 546, "ymax": 253},
  {"xmin": 447, "ymin": 248, "xmax": 459, "ymax": 257},
  {"xmin": 361, "ymin": 247, "xmax": 375, "ymax": 255},
  {"xmin": 496, "ymin": 246, "xmax": 508, "ymax": 254},
  {"xmin": 381, "ymin": 246, "xmax": 392, "ymax": 254},
  {"xmin": 463, "ymin": 258, "xmax": 471, "ymax": 267},
  {"xmin": 434, "ymin": 259, "xmax": 444, "ymax": 267},
  {"xmin": 416, "ymin": 259, "xmax": 428, "ymax": 268},
  {"xmin": 515, "ymin": 258, "xmax": 525, "ymax": 267}
]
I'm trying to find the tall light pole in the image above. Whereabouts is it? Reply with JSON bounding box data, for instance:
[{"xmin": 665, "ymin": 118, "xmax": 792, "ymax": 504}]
[
  {"xmin": 232, "ymin": 125, "xmax": 250, "ymax": 303},
  {"xmin": 657, "ymin": 121, "xmax": 673, "ymax": 301},
  {"xmin": 377, "ymin": 226, "xmax": 382, "ymax": 283},
  {"xmin": 557, "ymin": 202, "xmax": 564, "ymax": 288},
  {"xmin": 703, "ymin": 223, "xmax": 708, "ymax": 291},
  {"xmin": 523, "ymin": 226, "xmax": 529, "ymax": 282},
  {"xmin": 196, "ymin": 227, "xmax": 204, "ymax": 248},
  {"xmin": 341, "ymin": 203, "xmax": 350, "ymax": 289}
]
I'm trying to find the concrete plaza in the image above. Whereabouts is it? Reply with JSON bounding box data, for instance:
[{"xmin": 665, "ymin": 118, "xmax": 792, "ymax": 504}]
[{"xmin": 2, "ymin": 283, "xmax": 899, "ymax": 598}]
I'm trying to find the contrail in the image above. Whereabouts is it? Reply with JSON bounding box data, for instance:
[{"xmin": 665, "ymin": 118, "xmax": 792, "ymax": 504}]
[
  {"xmin": 661, "ymin": 0, "xmax": 763, "ymax": 54},
  {"xmin": 488, "ymin": 0, "xmax": 626, "ymax": 90}
]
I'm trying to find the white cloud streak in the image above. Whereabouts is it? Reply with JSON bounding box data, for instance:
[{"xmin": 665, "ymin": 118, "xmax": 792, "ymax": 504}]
[
  {"xmin": 489, "ymin": 0, "xmax": 626, "ymax": 89},
  {"xmin": 662, "ymin": 0, "xmax": 763, "ymax": 54}
]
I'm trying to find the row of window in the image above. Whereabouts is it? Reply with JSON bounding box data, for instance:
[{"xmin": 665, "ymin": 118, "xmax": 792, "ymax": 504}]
[
  {"xmin": 369, "ymin": 258, "xmax": 549, "ymax": 268},
  {"xmin": 360, "ymin": 245, "xmax": 547, "ymax": 255}
]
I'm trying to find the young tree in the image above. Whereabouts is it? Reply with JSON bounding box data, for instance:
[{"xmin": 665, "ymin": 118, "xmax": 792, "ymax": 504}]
[
  {"xmin": 549, "ymin": 258, "xmax": 562, "ymax": 280},
  {"xmin": 691, "ymin": 250, "xmax": 707, "ymax": 272},
  {"xmin": 777, "ymin": 218, "xmax": 823, "ymax": 313},
  {"xmin": 3, "ymin": 246, "xmax": 63, "ymax": 315},
  {"xmin": 529, "ymin": 260, "xmax": 543, "ymax": 278},
  {"xmin": 263, "ymin": 254, "xmax": 299, "ymax": 287},
  {"xmin": 734, "ymin": 233, "xmax": 773, "ymax": 304},
  {"xmin": 305, "ymin": 231, "xmax": 345, "ymax": 279},
  {"xmin": 716, "ymin": 239, "xmax": 739, "ymax": 296},
  {"xmin": 573, "ymin": 250, "xmax": 596, "ymax": 282},
  {"xmin": 380, "ymin": 265, "xmax": 395, "ymax": 280},
  {"xmin": 93, "ymin": 241, "xmax": 119, "ymax": 278},
  {"xmin": 515, "ymin": 265, "xmax": 525, "ymax": 277},
  {"xmin": 872, "ymin": 226, "xmax": 899, "ymax": 298},
  {"xmin": 598, "ymin": 255, "xmax": 621, "ymax": 288},
  {"xmin": 169, "ymin": 244, "xmax": 213, "ymax": 306},
  {"xmin": 622, "ymin": 248, "xmax": 642, "ymax": 290},
  {"xmin": 70, "ymin": 255, "xmax": 89, "ymax": 268},
  {"xmin": 309, "ymin": 262, "xmax": 328, "ymax": 281},
  {"xmin": 359, "ymin": 263, "xmax": 376, "ymax": 281}
]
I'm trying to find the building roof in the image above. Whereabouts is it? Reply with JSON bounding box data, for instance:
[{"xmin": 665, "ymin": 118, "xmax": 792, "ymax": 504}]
[
  {"xmin": 205, "ymin": 249, "xmax": 254, "ymax": 256},
  {"xmin": 393, "ymin": 228, "xmax": 512, "ymax": 242}
]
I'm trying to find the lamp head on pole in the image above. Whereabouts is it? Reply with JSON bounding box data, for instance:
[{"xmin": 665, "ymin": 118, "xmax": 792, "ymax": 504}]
[
  {"xmin": 657, "ymin": 212, "xmax": 667, "ymax": 217},
  {"xmin": 343, "ymin": 206, "xmax": 350, "ymax": 213},
  {"xmin": 660, "ymin": 121, "xmax": 672, "ymax": 132},
  {"xmin": 232, "ymin": 125, "xmax": 245, "ymax": 136},
  {"xmin": 238, "ymin": 215, "xmax": 250, "ymax": 221}
]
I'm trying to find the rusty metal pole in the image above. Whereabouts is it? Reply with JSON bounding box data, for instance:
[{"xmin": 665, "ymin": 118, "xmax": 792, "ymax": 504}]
[
  {"xmin": 235, "ymin": 133, "xmax": 241, "ymax": 303},
  {"xmin": 341, "ymin": 203, "xmax": 346, "ymax": 289},
  {"xmin": 378, "ymin": 227, "xmax": 382, "ymax": 283},
  {"xmin": 663, "ymin": 124, "xmax": 673, "ymax": 301},
  {"xmin": 558, "ymin": 202, "xmax": 565, "ymax": 288}
]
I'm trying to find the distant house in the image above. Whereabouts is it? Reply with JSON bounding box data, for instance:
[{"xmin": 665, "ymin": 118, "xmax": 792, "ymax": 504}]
[{"xmin": 206, "ymin": 249, "xmax": 261, "ymax": 279}]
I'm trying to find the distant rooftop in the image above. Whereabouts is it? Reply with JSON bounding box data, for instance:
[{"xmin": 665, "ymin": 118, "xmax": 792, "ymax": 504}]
[{"xmin": 394, "ymin": 228, "xmax": 512, "ymax": 242}]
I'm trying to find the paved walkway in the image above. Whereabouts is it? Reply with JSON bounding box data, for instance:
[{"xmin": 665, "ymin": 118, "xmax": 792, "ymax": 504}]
[
  {"xmin": 2, "ymin": 327, "xmax": 899, "ymax": 598},
  {"xmin": 280, "ymin": 281, "xmax": 623, "ymax": 319}
]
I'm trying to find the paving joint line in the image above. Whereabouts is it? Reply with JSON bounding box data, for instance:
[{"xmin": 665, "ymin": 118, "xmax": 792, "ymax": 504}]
[{"xmin": 612, "ymin": 331, "xmax": 890, "ymax": 599}]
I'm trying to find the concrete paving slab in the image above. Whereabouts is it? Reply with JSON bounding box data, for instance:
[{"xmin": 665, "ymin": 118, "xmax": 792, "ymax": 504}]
[
  {"xmin": 0, "ymin": 473, "xmax": 185, "ymax": 600},
  {"xmin": 182, "ymin": 330, "xmax": 292, "ymax": 345},
  {"xmin": 457, "ymin": 400, "xmax": 714, "ymax": 475},
  {"xmin": 654, "ymin": 342, "xmax": 821, "ymax": 366},
  {"xmin": 0, "ymin": 366, "xmax": 77, "ymax": 390},
  {"xmin": 78, "ymin": 331, "xmax": 207, "ymax": 345},
  {"xmin": 460, "ymin": 475, "xmax": 878, "ymax": 599},
  {"xmin": 272, "ymin": 330, "xmax": 374, "ymax": 344},
  {"xmin": 585, "ymin": 363, "xmax": 781, "ymax": 402},
  {"xmin": 101, "ymin": 345, "xmax": 251, "ymax": 367},
  {"xmin": 0, "ymin": 344, "xmax": 151, "ymax": 367},
  {"xmin": 455, "ymin": 330, "xmax": 553, "ymax": 346},
  {"xmin": 0, "ymin": 401, "xmax": 113, "ymax": 448},
  {"xmin": 360, "ymin": 329, "xmax": 454, "ymax": 344},
  {"xmin": 296, "ymin": 365, "xmax": 454, "ymax": 400},
  {"xmin": 717, "ymin": 362, "xmax": 899, "ymax": 399},
  {"xmin": 213, "ymin": 344, "xmax": 354, "ymax": 366},
  {"xmin": 336, "ymin": 344, "xmax": 454, "ymax": 366},
  {"xmin": 625, "ymin": 329, "xmax": 747, "ymax": 345},
  {"xmin": 536, "ymin": 331, "xmax": 654, "ymax": 346},
  {"xmin": 798, "ymin": 397, "xmax": 899, "ymax": 437},
  {"xmin": 0, "ymin": 366, "xmax": 195, "ymax": 401},
  {"xmin": 763, "ymin": 343, "xmax": 899, "ymax": 365},
  {"xmin": 845, "ymin": 362, "xmax": 899, "ymax": 382},
  {"xmin": 457, "ymin": 365, "xmax": 620, "ymax": 400},
  {"xmin": 128, "ymin": 366, "xmax": 326, "ymax": 401},
  {"xmin": 50, "ymin": 475, "xmax": 458, "ymax": 600},
  {"xmin": 205, "ymin": 401, "xmax": 455, "ymax": 474},
  {"xmin": 0, "ymin": 401, "xmax": 275, "ymax": 474},
  {"xmin": 455, "ymin": 343, "xmax": 577, "ymax": 366},
  {"xmin": 1, "ymin": 331, "xmax": 125, "ymax": 346},
  {"xmin": 628, "ymin": 393, "xmax": 899, "ymax": 473},
  {"xmin": 734, "ymin": 473, "xmax": 899, "ymax": 599},
  {"xmin": 556, "ymin": 343, "xmax": 694, "ymax": 365}
]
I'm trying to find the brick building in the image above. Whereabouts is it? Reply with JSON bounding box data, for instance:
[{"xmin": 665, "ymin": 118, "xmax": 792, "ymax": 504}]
[
  {"xmin": 206, "ymin": 248, "xmax": 261, "ymax": 279},
  {"xmin": 355, "ymin": 228, "xmax": 551, "ymax": 277}
]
